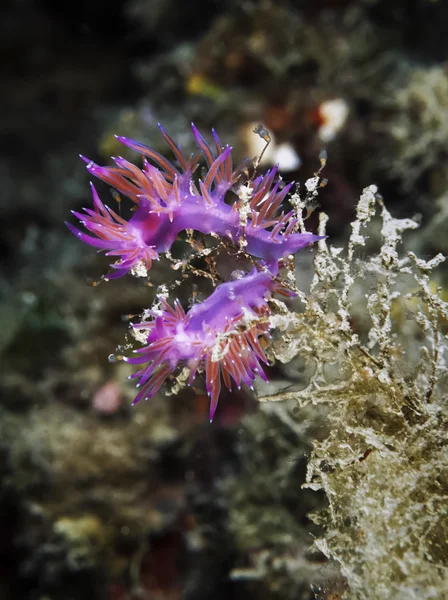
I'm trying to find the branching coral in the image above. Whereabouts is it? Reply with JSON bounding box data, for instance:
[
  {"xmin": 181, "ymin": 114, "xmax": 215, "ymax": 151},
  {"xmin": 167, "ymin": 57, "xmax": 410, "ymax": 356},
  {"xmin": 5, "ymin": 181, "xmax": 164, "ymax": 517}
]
[{"xmin": 261, "ymin": 185, "xmax": 448, "ymax": 599}]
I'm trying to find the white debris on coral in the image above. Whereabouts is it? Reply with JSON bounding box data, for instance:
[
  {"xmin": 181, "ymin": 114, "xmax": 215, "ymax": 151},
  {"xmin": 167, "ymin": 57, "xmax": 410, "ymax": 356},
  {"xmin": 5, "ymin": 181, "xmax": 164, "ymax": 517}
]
[
  {"xmin": 165, "ymin": 367, "xmax": 191, "ymax": 396},
  {"xmin": 237, "ymin": 182, "xmax": 253, "ymax": 227},
  {"xmin": 211, "ymin": 332, "xmax": 231, "ymax": 362},
  {"xmin": 350, "ymin": 184, "xmax": 377, "ymax": 246},
  {"xmin": 131, "ymin": 327, "xmax": 149, "ymax": 345},
  {"xmin": 305, "ymin": 176, "xmax": 320, "ymax": 193},
  {"xmin": 130, "ymin": 260, "xmax": 149, "ymax": 278}
]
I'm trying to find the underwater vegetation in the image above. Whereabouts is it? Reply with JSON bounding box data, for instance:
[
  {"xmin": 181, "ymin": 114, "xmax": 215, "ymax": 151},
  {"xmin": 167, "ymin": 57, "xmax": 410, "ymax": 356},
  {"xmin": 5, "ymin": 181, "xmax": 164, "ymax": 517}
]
[{"xmin": 263, "ymin": 186, "xmax": 448, "ymax": 599}]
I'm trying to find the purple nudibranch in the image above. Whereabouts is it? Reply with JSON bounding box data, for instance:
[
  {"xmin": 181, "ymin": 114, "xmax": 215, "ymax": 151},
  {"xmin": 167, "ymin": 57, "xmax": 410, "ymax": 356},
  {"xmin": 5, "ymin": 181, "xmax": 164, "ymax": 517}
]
[{"xmin": 67, "ymin": 124, "xmax": 323, "ymax": 419}]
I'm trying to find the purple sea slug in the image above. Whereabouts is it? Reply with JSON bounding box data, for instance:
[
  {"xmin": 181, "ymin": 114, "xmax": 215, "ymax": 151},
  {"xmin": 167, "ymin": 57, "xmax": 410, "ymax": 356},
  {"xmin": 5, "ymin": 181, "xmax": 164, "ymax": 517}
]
[
  {"xmin": 67, "ymin": 124, "xmax": 323, "ymax": 419},
  {"xmin": 66, "ymin": 183, "xmax": 159, "ymax": 279},
  {"xmin": 67, "ymin": 124, "xmax": 321, "ymax": 278},
  {"xmin": 125, "ymin": 270, "xmax": 292, "ymax": 422}
]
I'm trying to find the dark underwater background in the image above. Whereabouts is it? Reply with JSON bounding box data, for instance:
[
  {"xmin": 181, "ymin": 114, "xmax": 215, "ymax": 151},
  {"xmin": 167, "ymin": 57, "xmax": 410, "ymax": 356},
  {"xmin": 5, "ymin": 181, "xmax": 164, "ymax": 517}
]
[{"xmin": 1, "ymin": 1, "xmax": 447, "ymax": 598}]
